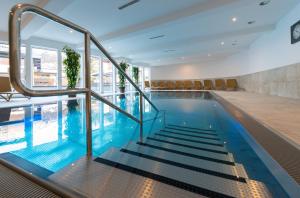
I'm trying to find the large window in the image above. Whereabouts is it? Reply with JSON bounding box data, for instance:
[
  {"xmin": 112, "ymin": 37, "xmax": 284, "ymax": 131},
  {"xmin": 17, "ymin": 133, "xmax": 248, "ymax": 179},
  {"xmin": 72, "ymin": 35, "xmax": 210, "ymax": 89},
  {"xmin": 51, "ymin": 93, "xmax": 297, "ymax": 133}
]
[
  {"xmin": 103, "ymin": 60, "xmax": 113, "ymax": 93},
  {"xmin": 0, "ymin": 43, "xmax": 26, "ymax": 83},
  {"xmin": 32, "ymin": 47, "xmax": 58, "ymax": 87},
  {"xmin": 91, "ymin": 56, "xmax": 100, "ymax": 91}
]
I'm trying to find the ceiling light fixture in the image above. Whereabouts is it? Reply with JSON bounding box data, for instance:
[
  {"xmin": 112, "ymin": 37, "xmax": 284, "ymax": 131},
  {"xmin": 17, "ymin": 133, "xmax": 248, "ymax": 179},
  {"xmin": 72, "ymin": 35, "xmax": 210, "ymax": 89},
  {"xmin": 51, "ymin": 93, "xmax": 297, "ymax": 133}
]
[
  {"xmin": 221, "ymin": 42, "xmax": 225, "ymax": 45},
  {"xmin": 69, "ymin": 30, "xmax": 73, "ymax": 33},
  {"xmin": 164, "ymin": 49, "xmax": 176, "ymax": 52},
  {"xmin": 248, "ymin": 20, "xmax": 256, "ymax": 25},
  {"xmin": 208, "ymin": 54, "xmax": 211, "ymax": 57},
  {"xmin": 259, "ymin": 0, "xmax": 271, "ymax": 6},
  {"xmin": 232, "ymin": 17, "xmax": 237, "ymax": 22},
  {"xmin": 149, "ymin": 35, "xmax": 165, "ymax": 40},
  {"xmin": 118, "ymin": 0, "xmax": 140, "ymax": 10}
]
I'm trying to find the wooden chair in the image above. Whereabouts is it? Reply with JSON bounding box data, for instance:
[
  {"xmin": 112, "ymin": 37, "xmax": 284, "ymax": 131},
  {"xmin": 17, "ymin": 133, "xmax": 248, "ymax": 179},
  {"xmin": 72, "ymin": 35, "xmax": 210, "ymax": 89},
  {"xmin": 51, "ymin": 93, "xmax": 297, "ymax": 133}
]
[
  {"xmin": 226, "ymin": 79, "xmax": 238, "ymax": 91},
  {"xmin": 0, "ymin": 76, "xmax": 30, "ymax": 101},
  {"xmin": 150, "ymin": 81, "xmax": 159, "ymax": 90},
  {"xmin": 215, "ymin": 79, "xmax": 226, "ymax": 90},
  {"xmin": 158, "ymin": 81, "xmax": 167, "ymax": 90},
  {"xmin": 175, "ymin": 81, "xmax": 184, "ymax": 90},
  {"xmin": 166, "ymin": 81, "xmax": 175, "ymax": 90},
  {"xmin": 193, "ymin": 80, "xmax": 203, "ymax": 90},
  {"xmin": 183, "ymin": 80, "xmax": 193, "ymax": 90},
  {"xmin": 144, "ymin": 81, "xmax": 150, "ymax": 89},
  {"xmin": 204, "ymin": 80, "xmax": 213, "ymax": 90}
]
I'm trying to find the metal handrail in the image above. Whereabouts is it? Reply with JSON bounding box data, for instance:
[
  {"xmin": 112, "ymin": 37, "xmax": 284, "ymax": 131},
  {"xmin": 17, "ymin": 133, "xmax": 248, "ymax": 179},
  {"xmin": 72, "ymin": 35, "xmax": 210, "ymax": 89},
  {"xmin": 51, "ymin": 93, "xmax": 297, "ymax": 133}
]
[{"xmin": 9, "ymin": 4, "xmax": 159, "ymax": 156}]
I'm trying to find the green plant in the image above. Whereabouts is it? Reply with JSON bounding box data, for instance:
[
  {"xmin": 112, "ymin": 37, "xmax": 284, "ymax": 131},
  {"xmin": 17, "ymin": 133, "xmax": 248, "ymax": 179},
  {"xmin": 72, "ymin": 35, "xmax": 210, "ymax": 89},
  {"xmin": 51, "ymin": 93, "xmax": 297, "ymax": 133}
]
[
  {"xmin": 118, "ymin": 62, "xmax": 129, "ymax": 88},
  {"xmin": 132, "ymin": 67, "xmax": 139, "ymax": 84},
  {"xmin": 62, "ymin": 46, "xmax": 81, "ymax": 89}
]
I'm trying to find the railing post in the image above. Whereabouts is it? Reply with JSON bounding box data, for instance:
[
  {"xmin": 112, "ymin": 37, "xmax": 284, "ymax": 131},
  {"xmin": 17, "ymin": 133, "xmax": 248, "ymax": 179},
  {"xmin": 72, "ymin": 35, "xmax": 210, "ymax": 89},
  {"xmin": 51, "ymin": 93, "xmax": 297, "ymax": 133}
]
[
  {"xmin": 85, "ymin": 32, "xmax": 92, "ymax": 157},
  {"xmin": 139, "ymin": 93, "xmax": 143, "ymax": 142}
]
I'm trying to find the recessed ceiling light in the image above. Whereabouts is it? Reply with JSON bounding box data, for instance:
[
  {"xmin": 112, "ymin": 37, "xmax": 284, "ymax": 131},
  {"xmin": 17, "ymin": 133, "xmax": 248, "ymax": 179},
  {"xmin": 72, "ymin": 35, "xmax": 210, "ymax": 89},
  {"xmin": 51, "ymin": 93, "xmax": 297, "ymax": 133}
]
[
  {"xmin": 118, "ymin": 0, "xmax": 140, "ymax": 10},
  {"xmin": 232, "ymin": 17, "xmax": 237, "ymax": 22},
  {"xmin": 149, "ymin": 35, "xmax": 165, "ymax": 40},
  {"xmin": 221, "ymin": 42, "xmax": 225, "ymax": 45},
  {"xmin": 259, "ymin": 0, "xmax": 271, "ymax": 6},
  {"xmin": 248, "ymin": 20, "xmax": 256, "ymax": 25},
  {"xmin": 69, "ymin": 30, "xmax": 73, "ymax": 33},
  {"xmin": 208, "ymin": 54, "xmax": 211, "ymax": 57}
]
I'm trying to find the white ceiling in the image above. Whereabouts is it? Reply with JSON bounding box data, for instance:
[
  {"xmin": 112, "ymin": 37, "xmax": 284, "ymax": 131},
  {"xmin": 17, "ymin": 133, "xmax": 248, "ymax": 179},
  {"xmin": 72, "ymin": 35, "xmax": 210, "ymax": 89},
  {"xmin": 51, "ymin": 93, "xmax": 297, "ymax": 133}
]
[{"xmin": 0, "ymin": 0, "xmax": 299, "ymax": 67}]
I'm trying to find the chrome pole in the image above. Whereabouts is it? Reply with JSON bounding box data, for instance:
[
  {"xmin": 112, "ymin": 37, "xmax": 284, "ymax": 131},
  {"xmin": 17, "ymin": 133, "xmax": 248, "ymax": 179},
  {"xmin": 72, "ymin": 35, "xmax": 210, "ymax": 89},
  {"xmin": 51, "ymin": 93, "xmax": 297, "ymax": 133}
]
[
  {"xmin": 139, "ymin": 93, "xmax": 143, "ymax": 142},
  {"xmin": 85, "ymin": 33, "xmax": 92, "ymax": 157}
]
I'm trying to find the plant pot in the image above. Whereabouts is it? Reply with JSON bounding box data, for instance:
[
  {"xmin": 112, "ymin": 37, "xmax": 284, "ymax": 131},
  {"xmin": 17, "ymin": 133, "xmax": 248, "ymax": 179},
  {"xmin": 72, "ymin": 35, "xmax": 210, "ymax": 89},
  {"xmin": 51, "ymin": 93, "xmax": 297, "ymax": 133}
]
[
  {"xmin": 68, "ymin": 94, "xmax": 77, "ymax": 98},
  {"xmin": 119, "ymin": 87, "xmax": 125, "ymax": 93},
  {"xmin": 67, "ymin": 99, "xmax": 79, "ymax": 107}
]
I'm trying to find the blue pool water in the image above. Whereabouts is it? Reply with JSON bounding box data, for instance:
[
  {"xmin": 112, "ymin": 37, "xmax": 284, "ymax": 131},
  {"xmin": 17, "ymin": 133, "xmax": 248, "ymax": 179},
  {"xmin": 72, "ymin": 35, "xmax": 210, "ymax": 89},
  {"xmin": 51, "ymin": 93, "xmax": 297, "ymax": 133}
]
[{"xmin": 0, "ymin": 91, "xmax": 288, "ymax": 197}]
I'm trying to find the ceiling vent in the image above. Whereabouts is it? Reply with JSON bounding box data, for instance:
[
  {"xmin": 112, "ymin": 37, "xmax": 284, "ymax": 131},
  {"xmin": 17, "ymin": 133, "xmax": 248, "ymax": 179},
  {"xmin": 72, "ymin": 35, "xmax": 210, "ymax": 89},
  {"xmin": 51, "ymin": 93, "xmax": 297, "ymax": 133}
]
[
  {"xmin": 118, "ymin": 0, "xmax": 140, "ymax": 10},
  {"xmin": 164, "ymin": 49, "xmax": 176, "ymax": 53},
  {"xmin": 149, "ymin": 35, "xmax": 165, "ymax": 40}
]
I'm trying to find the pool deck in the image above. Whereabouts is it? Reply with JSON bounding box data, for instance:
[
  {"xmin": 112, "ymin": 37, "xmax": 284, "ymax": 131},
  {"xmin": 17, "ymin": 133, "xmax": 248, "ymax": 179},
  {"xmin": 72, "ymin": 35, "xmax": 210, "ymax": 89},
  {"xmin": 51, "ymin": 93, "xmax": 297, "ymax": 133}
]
[{"xmin": 213, "ymin": 91, "xmax": 300, "ymax": 150}]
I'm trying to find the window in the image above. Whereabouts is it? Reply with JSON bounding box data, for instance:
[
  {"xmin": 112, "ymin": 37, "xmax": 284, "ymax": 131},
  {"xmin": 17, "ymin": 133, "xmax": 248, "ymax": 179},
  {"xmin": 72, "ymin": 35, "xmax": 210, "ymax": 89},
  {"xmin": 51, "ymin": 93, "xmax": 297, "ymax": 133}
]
[
  {"xmin": 32, "ymin": 47, "xmax": 58, "ymax": 87},
  {"xmin": 102, "ymin": 60, "xmax": 113, "ymax": 93},
  {"xmin": 91, "ymin": 56, "xmax": 100, "ymax": 91},
  {"xmin": 0, "ymin": 43, "xmax": 26, "ymax": 83}
]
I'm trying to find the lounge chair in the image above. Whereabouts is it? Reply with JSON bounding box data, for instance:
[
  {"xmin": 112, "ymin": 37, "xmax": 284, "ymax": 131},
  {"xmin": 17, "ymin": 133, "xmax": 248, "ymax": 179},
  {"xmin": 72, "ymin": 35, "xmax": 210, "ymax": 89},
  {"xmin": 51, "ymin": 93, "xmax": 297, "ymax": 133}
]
[
  {"xmin": 166, "ymin": 81, "xmax": 175, "ymax": 90},
  {"xmin": 194, "ymin": 80, "xmax": 203, "ymax": 90},
  {"xmin": 226, "ymin": 79, "xmax": 238, "ymax": 91},
  {"xmin": 204, "ymin": 80, "xmax": 213, "ymax": 90},
  {"xmin": 150, "ymin": 81, "xmax": 159, "ymax": 90},
  {"xmin": 144, "ymin": 81, "xmax": 150, "ymax": 89},
  {"xmin": 0, "ymin": 76, "xmax": 30, "ymax": 101},
  {"xmin": 158, "ymin": 81, "xmax": 167, "ymax": 90},
  {"xmin": 183, "ymin": 80, "xmax": 193, "ymax": 90},
  {"xmin": 215, "ymin": 79, "xmax": 226, "ymax": 90},
  {"xmin": 175, "ymin": 81, "xmax": 184, "ymax": 90}
]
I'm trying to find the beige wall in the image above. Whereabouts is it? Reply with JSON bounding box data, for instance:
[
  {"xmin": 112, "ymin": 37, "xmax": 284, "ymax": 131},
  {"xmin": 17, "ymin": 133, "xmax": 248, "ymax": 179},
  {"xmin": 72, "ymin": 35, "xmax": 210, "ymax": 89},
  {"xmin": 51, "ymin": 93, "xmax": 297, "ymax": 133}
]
[{"xmin": 237, "ymin": 63, "xmax": 300, "ymax": 99}]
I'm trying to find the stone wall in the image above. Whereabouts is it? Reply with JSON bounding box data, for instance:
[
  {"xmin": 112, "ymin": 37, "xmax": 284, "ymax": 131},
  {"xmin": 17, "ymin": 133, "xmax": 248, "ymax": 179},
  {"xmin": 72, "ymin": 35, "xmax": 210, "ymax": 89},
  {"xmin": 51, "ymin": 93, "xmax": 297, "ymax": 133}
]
[{"xmin": 237, "ymin": 63, "xmax": 300, "ymax": 99}]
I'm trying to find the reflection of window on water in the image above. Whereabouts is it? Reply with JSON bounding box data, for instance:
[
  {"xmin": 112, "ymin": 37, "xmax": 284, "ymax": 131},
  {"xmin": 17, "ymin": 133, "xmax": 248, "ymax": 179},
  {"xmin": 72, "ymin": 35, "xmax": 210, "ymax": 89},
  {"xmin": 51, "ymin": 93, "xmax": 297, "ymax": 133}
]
[
  {"xmin": 32, "ymin": 47, "xmax": 58, "ymax": 87},
  {"xmin": 32, "ymin": 104, "xmax": 58, "ymax": 146}
]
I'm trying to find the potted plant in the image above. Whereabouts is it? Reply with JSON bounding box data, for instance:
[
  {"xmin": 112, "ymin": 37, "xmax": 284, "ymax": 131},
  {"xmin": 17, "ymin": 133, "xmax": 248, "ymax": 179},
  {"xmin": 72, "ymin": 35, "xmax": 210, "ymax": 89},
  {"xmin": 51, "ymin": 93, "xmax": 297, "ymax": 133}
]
[
  {"xmin": 62, "ymin": 46, "xmax": 81, "ymax": 97},
  {"xmin": 132, "ymin": 66, "xmax": 139, "ymax": 96},
  {"xmin": 118, "ymin": 62, "xmax": 129, "ymax": 97}
]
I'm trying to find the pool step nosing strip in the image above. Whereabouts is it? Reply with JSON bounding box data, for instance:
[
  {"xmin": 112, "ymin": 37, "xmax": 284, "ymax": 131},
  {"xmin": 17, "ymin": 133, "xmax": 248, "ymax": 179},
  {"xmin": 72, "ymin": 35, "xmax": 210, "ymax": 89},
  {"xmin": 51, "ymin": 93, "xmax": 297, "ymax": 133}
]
[
  {"xmin": 146, "ymin": 137, "xmax": 228, "ymax": 155},
  {"xmin": 120, "ymin": 148, "xmax": 246, "ymax": 183},
  {"xmin": 160, "ymin": 130, "xmax": 220, "ymax": 140},
  {"xmin": 167, "ymin": 124, "xmax": 216, "ymax": 132},
  {"xmin": 94, "ymin": 157, "xmax": 235, "ymax": 198},
  {"xmin": 165, "ymin": 127, "xmax": 218, "ymax": 136},
  {"xmin": 137, "ymin": 142, "xmax": 235, "ymax": 165},
  {"xmin": 154, "ymin": 133, "xmax": 224, "ymax": 147}
]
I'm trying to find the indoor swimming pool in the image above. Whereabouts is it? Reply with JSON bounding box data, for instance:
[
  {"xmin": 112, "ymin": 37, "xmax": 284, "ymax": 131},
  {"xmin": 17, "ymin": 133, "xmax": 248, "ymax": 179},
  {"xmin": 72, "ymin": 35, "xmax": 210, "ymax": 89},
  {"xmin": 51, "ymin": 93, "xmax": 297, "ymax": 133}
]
[{"xmin": 0, "ymin": 91, "xmax": 289, "ymax": 197}]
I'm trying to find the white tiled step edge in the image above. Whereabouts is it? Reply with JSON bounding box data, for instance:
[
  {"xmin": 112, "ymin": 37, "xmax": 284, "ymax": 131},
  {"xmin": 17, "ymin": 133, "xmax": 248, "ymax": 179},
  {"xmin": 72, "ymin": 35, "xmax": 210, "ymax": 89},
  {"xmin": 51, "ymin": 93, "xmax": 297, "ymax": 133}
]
[
  {"xmin": 148, "ymin": 135, "xmax": 227, "ymax": 152},
  {"xmin": 156, "ymin": 132, "xmax": 222, "ymax": 144},
  {"xmin": 124, "ymin": 142, "xmax": 248, "ymax": 179},
  {"xmin": 144, "ymin": 138, "xmax": 233, "ymax": 163},
  {"xmin": 100, "ymin": 148, "xmax": 270, "ymax": 198}
]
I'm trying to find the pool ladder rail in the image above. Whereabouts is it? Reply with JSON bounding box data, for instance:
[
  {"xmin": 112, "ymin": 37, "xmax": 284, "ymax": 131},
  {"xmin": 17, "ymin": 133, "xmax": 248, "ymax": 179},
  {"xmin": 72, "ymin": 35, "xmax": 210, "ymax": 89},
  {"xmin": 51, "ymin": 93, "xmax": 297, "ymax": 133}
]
[{"xmin": 8, "ymin": 3, "xmax": 160, "ymax": 157}]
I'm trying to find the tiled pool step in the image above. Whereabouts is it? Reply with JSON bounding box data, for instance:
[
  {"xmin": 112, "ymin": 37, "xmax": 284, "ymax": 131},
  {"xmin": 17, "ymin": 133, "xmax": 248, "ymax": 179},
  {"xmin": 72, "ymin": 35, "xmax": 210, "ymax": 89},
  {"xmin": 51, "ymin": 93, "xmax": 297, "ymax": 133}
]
[
  {"xmin": 167, "ymin": 124, "xmax": 216, "ymax": 132},
  {"xmin": 160, "ymin": 129, "xmax": 221, "ymax": 140},
  {"xmin": 123, "ymin": 142, "xmax": 248, "ymax": 180},
  {"xmin": 148, "ymin": 135, "xmax": 227, "ymax": 153},
  {"xmin": 97, "ymin": 148, "xmax": 271, "ymax": 198},
  {"xmin": 165, "ymin": 127, "xmax": 218, "ymax": 136}
]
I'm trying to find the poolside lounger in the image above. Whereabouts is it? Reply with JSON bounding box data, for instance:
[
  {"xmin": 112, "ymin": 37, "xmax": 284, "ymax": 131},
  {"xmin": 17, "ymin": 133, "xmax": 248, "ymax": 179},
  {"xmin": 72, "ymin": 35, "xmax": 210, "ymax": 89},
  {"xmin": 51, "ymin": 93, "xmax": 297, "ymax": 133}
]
[
  {"xmin": 204, "ymin": 80, "xmax": 213, "ymax": 90},
  {"xmin": 175, "ymin": 81, "xmax": 184, "ymax": 90},
  {"xmin": 166, "ymin": 81, "xmax": 176, "ymax": 90},
  {"xmin": 0, "ymin": 76, "xmax": 30, "ymax": 101},
  {"xmin": 215, "ymin": 79, "xmax": 226, "ymax": 90},
  {"xmin": 226, "ymin": 79, "xmax": 238, "ymax": 91},
  {"xmin": 144, "ymin": 81, "xmax": 150, "ymax": 89},
  {"xmin": 183, "ymin": 80, "xmax": 193, "ymax": 90},
  {"xmin": 194, "ymin": 80, "xmax": 203, "ymax": 90},
  {"xmin": 158, "ymin": 81, "xmax": 167, "ymax": 90},
  {"xmin": 150, "ymin": 81, "xmax": 159, "ymax": 90}
]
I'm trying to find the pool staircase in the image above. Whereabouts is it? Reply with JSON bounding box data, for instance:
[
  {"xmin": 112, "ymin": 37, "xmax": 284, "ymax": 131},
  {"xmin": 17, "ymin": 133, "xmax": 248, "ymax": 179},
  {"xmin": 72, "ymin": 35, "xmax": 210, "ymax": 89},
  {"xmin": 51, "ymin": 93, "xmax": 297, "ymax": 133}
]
[{"xmin": 50, "ymin": 124, "xmax": 272, "ymax": 198}]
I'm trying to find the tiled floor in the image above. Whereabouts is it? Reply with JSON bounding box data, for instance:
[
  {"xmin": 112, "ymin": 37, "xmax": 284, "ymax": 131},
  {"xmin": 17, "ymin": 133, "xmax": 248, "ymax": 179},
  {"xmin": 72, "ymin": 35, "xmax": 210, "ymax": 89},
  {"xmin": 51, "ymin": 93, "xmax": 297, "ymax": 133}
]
[{"xmin": 214, "ymin": 91, "xmax": 300, "ymax": 149}]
